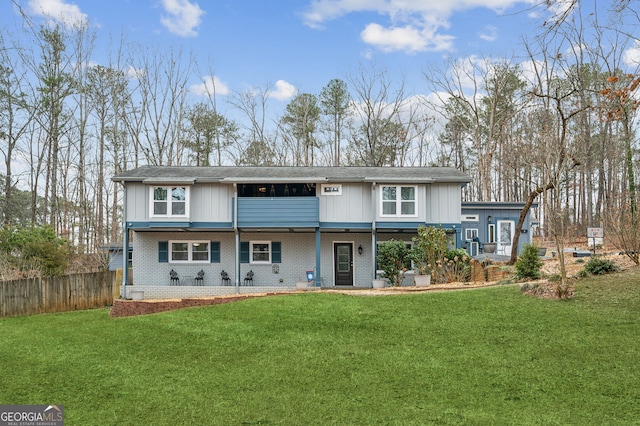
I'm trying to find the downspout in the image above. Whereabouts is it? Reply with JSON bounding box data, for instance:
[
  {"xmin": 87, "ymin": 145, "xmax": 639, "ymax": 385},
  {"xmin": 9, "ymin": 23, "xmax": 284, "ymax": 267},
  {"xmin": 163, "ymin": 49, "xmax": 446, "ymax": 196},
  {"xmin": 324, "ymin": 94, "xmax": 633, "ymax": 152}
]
[
  {"xmin": 371, "ymin": 182, "xmax": 377, "ymax": 282},
  {"xmin": 122, "ymin": 183, "xmax": 128, "ymax": 299},
  {"xmin": 315, "ymin": 228, "xmax": 321, "ymax": 287},
  {"xmin": 234, "ymin": 183, "xmax": 240, "ymax": 294}
]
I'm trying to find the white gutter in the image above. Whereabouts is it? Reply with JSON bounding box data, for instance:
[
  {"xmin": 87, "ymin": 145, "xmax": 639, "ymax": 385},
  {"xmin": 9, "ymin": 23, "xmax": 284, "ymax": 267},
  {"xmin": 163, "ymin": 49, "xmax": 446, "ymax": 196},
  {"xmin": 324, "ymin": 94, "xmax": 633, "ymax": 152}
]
[
  {"xmin": 122, "ymin": 184, "xmax": 128, "ymax": 299},
  {"xmin": 222, "ymin": 177, "xmax": 329, "ymax": 183},
  {"xmin": 371, "ymin": 182, "xmax": 377, "ymax": 282}
]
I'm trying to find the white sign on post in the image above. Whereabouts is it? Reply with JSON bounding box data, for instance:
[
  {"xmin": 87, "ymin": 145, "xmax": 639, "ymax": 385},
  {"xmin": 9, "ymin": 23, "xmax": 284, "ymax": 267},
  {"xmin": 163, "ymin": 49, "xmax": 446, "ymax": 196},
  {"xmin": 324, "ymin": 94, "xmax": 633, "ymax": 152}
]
[
  {"xmin": 587, "ymin": 227, "xmax": 604, "ymax": 252},
  {"xmin": 587, "ymin": 227, "xmax": 604, "ymax": 238}
]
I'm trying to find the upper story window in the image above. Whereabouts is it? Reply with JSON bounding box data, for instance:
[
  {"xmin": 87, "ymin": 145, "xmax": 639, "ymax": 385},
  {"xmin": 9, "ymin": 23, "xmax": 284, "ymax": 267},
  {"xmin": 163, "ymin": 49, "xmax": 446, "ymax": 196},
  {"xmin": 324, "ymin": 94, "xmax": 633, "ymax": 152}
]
[
  {"xmin": 381, "ymin": 185, "xmax": 417, "ymax": 217},
  {"xmin": 151, "ymin": 186, "xmax": 189, "ymax": 217}
]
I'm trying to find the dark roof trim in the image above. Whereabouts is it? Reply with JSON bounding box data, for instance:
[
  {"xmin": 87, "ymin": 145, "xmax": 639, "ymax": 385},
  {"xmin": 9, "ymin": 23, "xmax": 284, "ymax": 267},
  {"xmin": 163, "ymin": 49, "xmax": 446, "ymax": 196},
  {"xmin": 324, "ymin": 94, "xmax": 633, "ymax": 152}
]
[
  {"xmin": 462, "ymin": 202, "xmax": 539, "ymax": 209},
  {"xmin": 113, "ymin": 166, "xmax": 472, "ymax": 185}
]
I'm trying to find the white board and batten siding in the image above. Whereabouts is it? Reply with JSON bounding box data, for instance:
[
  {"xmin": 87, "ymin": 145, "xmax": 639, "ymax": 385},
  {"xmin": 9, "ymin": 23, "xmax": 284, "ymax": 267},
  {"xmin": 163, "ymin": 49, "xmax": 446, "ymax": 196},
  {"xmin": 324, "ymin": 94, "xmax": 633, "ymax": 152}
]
[
  {"xmin": 125, "ymin": 182, "xmax": 232, "ymax": 223},
  {"xmin": 425, "ymin": 183, "xmax": 462, "ymax": 224},
  {"xmin": 190, "ymin": 184, "xmax": 233, "ymax": 223},
  {"xmin": 319, "ymin": 183, "xmax": 372, "ymax": 223}
]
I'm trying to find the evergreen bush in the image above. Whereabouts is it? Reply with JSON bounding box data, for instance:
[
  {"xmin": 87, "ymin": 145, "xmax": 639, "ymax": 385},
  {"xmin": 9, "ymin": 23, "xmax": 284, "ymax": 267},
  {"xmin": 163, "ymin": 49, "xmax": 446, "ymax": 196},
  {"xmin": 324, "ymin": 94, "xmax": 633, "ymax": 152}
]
[
  {"xmin": 583, "ymin": 256, "xmax": 619, "ymax": 275},
  {"xmin": 514, "ymin": 243, "xmax": 543, "ymax": 280}
]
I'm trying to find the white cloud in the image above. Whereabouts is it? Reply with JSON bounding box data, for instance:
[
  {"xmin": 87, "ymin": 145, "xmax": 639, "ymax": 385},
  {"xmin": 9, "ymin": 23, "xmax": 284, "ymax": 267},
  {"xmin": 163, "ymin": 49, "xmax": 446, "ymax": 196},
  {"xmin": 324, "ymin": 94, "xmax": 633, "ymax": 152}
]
[
  {"xmin": 126, "ymin": 66, "xmax": 145, "ymax": 80},
  {"xmin": 28, "ymin": 0, "xmax": 88, "ymax": 27},
  {"xmin": 190, "ymin": 75, "xmax": 230, "ymax": 96},
  {"xmin": 268, "ymin": 80, "xmax": 297, "ymax": 101},
  {"xmin": 361, "ymin": 23, "xmax": 454, "ymax": 53},
  {"xmin": 160, "ymin": 0, "xmax": 205, "ymax": 37},
  {"xmin": 624, "ymin": 41, "xmax": 640, "ymax": 68},
  {"xmin": 302, "ymin": 0, "xmax": 534, "ymax": 54},
  {"xmin": 478, "ymin": 25, "xmax": 498, "ymax": 42}
]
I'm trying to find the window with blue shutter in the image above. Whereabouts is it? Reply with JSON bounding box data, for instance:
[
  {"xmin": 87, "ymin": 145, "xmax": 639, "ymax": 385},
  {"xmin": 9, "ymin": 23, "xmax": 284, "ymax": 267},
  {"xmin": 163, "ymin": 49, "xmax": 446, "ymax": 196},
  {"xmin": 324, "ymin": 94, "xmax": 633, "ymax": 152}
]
[
  {"xmin": 210, "ymin": 241, "xmax": 220, "ymax": 263},
  {"xmin": 158, "ymin": 241, "xmax": 169, "ymax": 263},
  {"xmin": 240, "ymin": 242, "xmax": 249, "ymax": 263},
  {"xmin": 272, "ymin": 242, "xmax": 282, "ymax": 263}
]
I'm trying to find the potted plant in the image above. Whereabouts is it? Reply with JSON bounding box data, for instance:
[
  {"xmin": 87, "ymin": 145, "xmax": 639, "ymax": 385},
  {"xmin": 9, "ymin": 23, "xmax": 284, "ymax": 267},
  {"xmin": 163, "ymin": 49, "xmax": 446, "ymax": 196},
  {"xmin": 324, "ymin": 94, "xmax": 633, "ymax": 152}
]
[
  {"xmin": 376, "ymin": 239, "xmax": 410, "ymax": 287},
  {"xmin": 372, "ymin": 272, "xmax": 386, "ymax": 288},
  {"xmin": 410, "ymin": 225, "xmax": 448, "ymax": 286},
  {"xmin": 483, "ymin": 242, "xmax": 497, "ymax": 254}
]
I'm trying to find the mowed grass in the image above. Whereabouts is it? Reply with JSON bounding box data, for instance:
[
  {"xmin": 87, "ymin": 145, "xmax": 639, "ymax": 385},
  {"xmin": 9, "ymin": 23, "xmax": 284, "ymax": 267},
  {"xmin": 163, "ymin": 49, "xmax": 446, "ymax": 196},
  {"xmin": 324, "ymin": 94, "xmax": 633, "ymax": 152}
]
[{"xmin": 1, "ymin": 270, "xmax": 639, "ymax": 425}]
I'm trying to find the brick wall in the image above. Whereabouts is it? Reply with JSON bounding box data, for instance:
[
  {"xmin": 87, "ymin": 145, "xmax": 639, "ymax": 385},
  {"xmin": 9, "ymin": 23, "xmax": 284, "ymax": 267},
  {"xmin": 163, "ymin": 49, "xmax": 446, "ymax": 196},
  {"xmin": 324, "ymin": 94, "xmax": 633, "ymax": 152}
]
[
  {"xmin": 110, "ymin": 293, "xmax": 286, "ymax": 317},
  {"xmin": 470, "ymin": 260, "xmax": 512, "ymax": 282}
]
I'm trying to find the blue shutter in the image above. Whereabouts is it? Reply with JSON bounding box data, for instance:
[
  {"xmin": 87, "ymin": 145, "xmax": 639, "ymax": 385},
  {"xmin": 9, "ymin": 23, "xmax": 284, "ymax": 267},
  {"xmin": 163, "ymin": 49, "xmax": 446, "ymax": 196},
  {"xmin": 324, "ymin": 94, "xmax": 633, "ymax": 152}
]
[
  {"xmin": 272, "ymin": 242, "xmax": 282, "ymax": 263},
  {"xmin": 240, "ymin": 242, "xmax": 249, "ymax": 263},
  {"xmin": 210, "ymin": 241, "xmax": 220, "ymax": 263},
  {"xmin": 158, "ymin": 241, "xmax": 169, "ymax": 263}
]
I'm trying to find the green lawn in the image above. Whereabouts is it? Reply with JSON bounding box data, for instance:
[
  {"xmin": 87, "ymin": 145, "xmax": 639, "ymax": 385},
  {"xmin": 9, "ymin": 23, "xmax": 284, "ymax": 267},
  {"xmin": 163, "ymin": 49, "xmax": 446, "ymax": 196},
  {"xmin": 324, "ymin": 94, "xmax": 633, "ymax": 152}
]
[{"xmin": 1, "ymin": 270, "xmax": 639, "ymax": 425}]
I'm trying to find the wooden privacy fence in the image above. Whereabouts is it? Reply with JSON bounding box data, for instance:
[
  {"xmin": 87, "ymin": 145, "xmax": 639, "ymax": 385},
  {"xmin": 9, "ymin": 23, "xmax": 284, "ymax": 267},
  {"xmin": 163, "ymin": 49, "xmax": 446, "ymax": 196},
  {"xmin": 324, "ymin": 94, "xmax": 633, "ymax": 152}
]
[{"xmin": 0, "ymin": 271, "xmax": 116, "ymax": 317}]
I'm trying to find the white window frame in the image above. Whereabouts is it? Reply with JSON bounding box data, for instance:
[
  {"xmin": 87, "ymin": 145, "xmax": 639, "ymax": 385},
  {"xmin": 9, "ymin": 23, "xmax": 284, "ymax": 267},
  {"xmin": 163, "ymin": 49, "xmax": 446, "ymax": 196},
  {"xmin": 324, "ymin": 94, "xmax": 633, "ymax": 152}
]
[
  {"xmin": 250, "ymin": 240, "xmax": 271, "ymax": 264},
  {"xmin": 488, "ymin": 224, "xmax": 496, "ymax": 243},
  {"xmin": 465, "ymin": 228, "xmax": 479, "ymax": 240},
  {"xmin": 150, "ymin": 186, "xmax": 190, "ymax": 218},
  {"xmin": 380, "ymin": 185, "xmax": 418, "ymax": 217},
  {"xmin": 169, "ymin": 240, "xmax": 209, "ymax": 263}
]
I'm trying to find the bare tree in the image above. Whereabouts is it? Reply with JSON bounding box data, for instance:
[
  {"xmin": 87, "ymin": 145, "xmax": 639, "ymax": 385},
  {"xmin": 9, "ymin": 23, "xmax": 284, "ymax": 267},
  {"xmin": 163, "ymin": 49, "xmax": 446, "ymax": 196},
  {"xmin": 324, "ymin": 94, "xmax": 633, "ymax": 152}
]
[
  {"xmin": 346, "ymin": 63, "xmax": 408, "ymax": 166},
  {"xmin": 228, "ymin": 84, "xmax": 281, "ymax": 165},
  {"xmin": 425, "ymin": 56, "xmax": 526, "ymax": 201},
  {"xmin": 0, "ymin": 32, "xmax": 34, "ymax": 225},
  {"xmin": 130, "ymin": 46, "xmax": 192, "ymax": 165}
]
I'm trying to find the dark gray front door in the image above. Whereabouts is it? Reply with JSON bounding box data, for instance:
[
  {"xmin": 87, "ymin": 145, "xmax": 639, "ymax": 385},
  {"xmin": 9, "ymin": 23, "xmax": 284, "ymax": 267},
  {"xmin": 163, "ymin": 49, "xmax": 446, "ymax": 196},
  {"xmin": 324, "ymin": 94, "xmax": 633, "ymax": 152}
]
[{"xmin": 334, "ymin": 243, "xmax": 353, "ymax": 286}]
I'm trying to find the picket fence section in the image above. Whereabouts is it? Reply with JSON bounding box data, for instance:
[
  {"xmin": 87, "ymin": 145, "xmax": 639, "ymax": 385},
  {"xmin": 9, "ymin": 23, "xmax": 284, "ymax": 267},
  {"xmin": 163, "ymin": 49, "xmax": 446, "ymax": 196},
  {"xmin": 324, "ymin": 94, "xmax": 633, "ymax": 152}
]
[{"xmin": 0, "ymin": 271, "xmax": 116, "ymax": 317}]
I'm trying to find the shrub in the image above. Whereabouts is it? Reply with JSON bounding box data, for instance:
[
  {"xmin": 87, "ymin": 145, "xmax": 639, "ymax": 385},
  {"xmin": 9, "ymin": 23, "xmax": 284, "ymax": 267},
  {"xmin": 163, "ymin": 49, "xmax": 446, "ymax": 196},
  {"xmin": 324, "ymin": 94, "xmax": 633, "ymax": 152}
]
[
  {"xmin": 22, "ymin": 240, "xmax": 69, "ymax": 277},
  {"xmin": 410, "ymin": 225, "xmax": 448, "ymax": 277},
  {"xmin": 437, "ymin": 248, "xmax": 472, "ymax": 283},
  {"xmin": 583, "ymin": 256, "xmax": 619, "ymax": 276},
  {"xmin": 377, "ymin": 239, "xmax": 410, "ymax": 286},
  {"xmin": 0, "ymin": 225, "xmax": 70, "ymax": 277},
  {"xmin": 514, "ymin": 243, "xmax": 543, "ymax": 280}
]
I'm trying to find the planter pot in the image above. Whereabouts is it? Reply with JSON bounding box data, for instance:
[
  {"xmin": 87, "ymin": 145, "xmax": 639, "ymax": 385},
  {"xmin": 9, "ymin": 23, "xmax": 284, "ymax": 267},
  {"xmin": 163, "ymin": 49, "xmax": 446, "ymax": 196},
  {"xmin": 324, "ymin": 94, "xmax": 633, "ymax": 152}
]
[
  {"xmin": 413, "ymin": 274, "xmax": 431, "ymax": 287},
  {"xmin": 538, "ymin": 247, "xmax": 547, "ymax": 257},
  {"xmin": 130, "ymin": 290, "xmax": 144, "ymax": 301},
  {"xmin": 372, "ymin": 279, "xmax": 386, "ymax": 289},
  {"xmin": 483, "ymin": 243, "xmax": 497, "ymax": 254},
  {"xmin": 296, "ymin": 281, "xmax": 308, "ymax": 290}
]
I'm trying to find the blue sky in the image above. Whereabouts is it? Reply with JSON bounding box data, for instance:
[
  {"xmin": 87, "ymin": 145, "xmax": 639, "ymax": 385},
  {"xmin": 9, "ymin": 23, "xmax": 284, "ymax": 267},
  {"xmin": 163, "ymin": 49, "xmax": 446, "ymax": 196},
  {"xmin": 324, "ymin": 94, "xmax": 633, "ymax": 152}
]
[{"xmin": 2, "ymin": 0, "xmax": 566, "ymax": 100}]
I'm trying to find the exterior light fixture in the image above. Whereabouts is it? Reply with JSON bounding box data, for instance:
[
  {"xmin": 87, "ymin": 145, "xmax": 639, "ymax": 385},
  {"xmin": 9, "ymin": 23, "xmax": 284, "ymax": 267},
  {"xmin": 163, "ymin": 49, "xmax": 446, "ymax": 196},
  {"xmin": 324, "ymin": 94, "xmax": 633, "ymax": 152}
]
[{"xmin": 358, "ymin": 245, "xmax": 363, "ymax": 255}]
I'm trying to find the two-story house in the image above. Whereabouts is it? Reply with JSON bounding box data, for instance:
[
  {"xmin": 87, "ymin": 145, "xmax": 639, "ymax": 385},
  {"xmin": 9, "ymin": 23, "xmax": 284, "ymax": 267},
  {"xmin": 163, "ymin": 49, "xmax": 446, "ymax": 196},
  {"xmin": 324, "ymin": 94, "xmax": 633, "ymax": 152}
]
[{"xmin": 112, "ymin": 166, "xmax": 473, "ymax": 299}]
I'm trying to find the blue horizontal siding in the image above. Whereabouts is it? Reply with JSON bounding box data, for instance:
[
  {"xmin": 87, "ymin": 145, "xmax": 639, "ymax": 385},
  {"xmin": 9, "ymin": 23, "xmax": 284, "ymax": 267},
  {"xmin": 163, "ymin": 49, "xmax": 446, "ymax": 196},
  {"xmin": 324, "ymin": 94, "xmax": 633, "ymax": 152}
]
[{"xmin": 238, "ymin": 197, "xmax": 319, "ymax": 228}]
